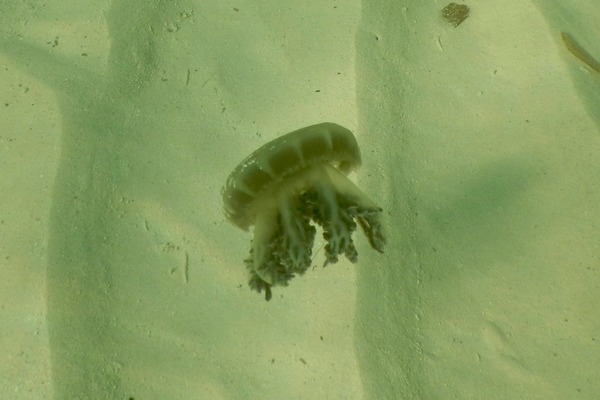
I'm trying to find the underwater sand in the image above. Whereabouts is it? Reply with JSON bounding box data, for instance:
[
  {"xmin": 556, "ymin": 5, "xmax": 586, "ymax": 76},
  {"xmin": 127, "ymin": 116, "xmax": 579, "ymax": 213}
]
[{"xmin": 1, "ymin": 1, "xmax": 599, "ymax": 399}]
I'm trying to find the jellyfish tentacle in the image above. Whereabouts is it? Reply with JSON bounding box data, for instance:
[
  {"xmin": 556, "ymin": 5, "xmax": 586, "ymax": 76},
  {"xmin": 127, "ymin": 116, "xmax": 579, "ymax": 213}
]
[
  {"xmin": 355, "ymin": 208, "xmax": 386, "ymax": 253},
  {"xmin": 277, "ymin": 193, "xmax": 315, "ymax": 273},
  {"xmin": 311, "ymin": 180, "xmax": 358, "ymax": 265}
]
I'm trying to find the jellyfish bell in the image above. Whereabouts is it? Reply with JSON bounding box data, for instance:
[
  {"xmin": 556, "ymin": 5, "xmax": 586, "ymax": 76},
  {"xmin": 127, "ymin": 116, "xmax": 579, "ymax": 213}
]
[
  {"xmin": 222, "ymin": 123, "xmax": 362, "ymax": 230},
  {"xmin": 221, "ymin": 122, "xmax": 385, "ymax": 300}
]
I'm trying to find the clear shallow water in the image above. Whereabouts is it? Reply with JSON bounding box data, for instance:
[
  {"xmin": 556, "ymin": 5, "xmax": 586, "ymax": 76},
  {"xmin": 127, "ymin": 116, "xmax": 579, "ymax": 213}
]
[{"xmin": 1, "ymin": 1, "xmax": 599, "ymax": 399}]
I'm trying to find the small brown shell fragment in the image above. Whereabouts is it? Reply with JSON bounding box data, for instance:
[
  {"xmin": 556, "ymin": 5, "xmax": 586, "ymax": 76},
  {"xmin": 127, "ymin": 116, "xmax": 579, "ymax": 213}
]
[{"xmin": 442, "ymin": 3, "xmax": 470, "ymax": 27}]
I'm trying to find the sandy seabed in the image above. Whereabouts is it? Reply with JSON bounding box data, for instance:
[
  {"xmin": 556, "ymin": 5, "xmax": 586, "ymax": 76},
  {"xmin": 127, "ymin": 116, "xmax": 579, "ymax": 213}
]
[{"xmin": 1, "ymin": 1, "xmax": 599, "ymax": 399}]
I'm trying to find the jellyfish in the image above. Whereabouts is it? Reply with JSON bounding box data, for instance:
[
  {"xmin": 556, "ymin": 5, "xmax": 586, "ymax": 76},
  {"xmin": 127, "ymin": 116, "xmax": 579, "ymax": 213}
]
[{"xmin": 221, "ymin": 122, "xmax": 385, "ymax": 300}]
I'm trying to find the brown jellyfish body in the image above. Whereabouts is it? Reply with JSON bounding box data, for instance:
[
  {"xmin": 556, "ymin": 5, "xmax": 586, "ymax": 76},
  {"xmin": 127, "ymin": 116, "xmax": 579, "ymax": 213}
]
[{"xmin": 221, "ymin": 122, "xmax": 385, "ymax": 300}]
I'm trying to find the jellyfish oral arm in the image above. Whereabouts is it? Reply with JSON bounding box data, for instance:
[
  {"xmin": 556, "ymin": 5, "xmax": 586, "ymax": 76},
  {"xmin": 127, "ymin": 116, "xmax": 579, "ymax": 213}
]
[
  {"xmin": 315, "ymin": 165, "xmax": 385, "ymax": 262},
  {"xmin": 322, "ymin": 165, "xmax": 385, "ymax": 253},
  {"xmin": 245, "ymin": 164, "xmax": 384, "ymax": 299}
]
